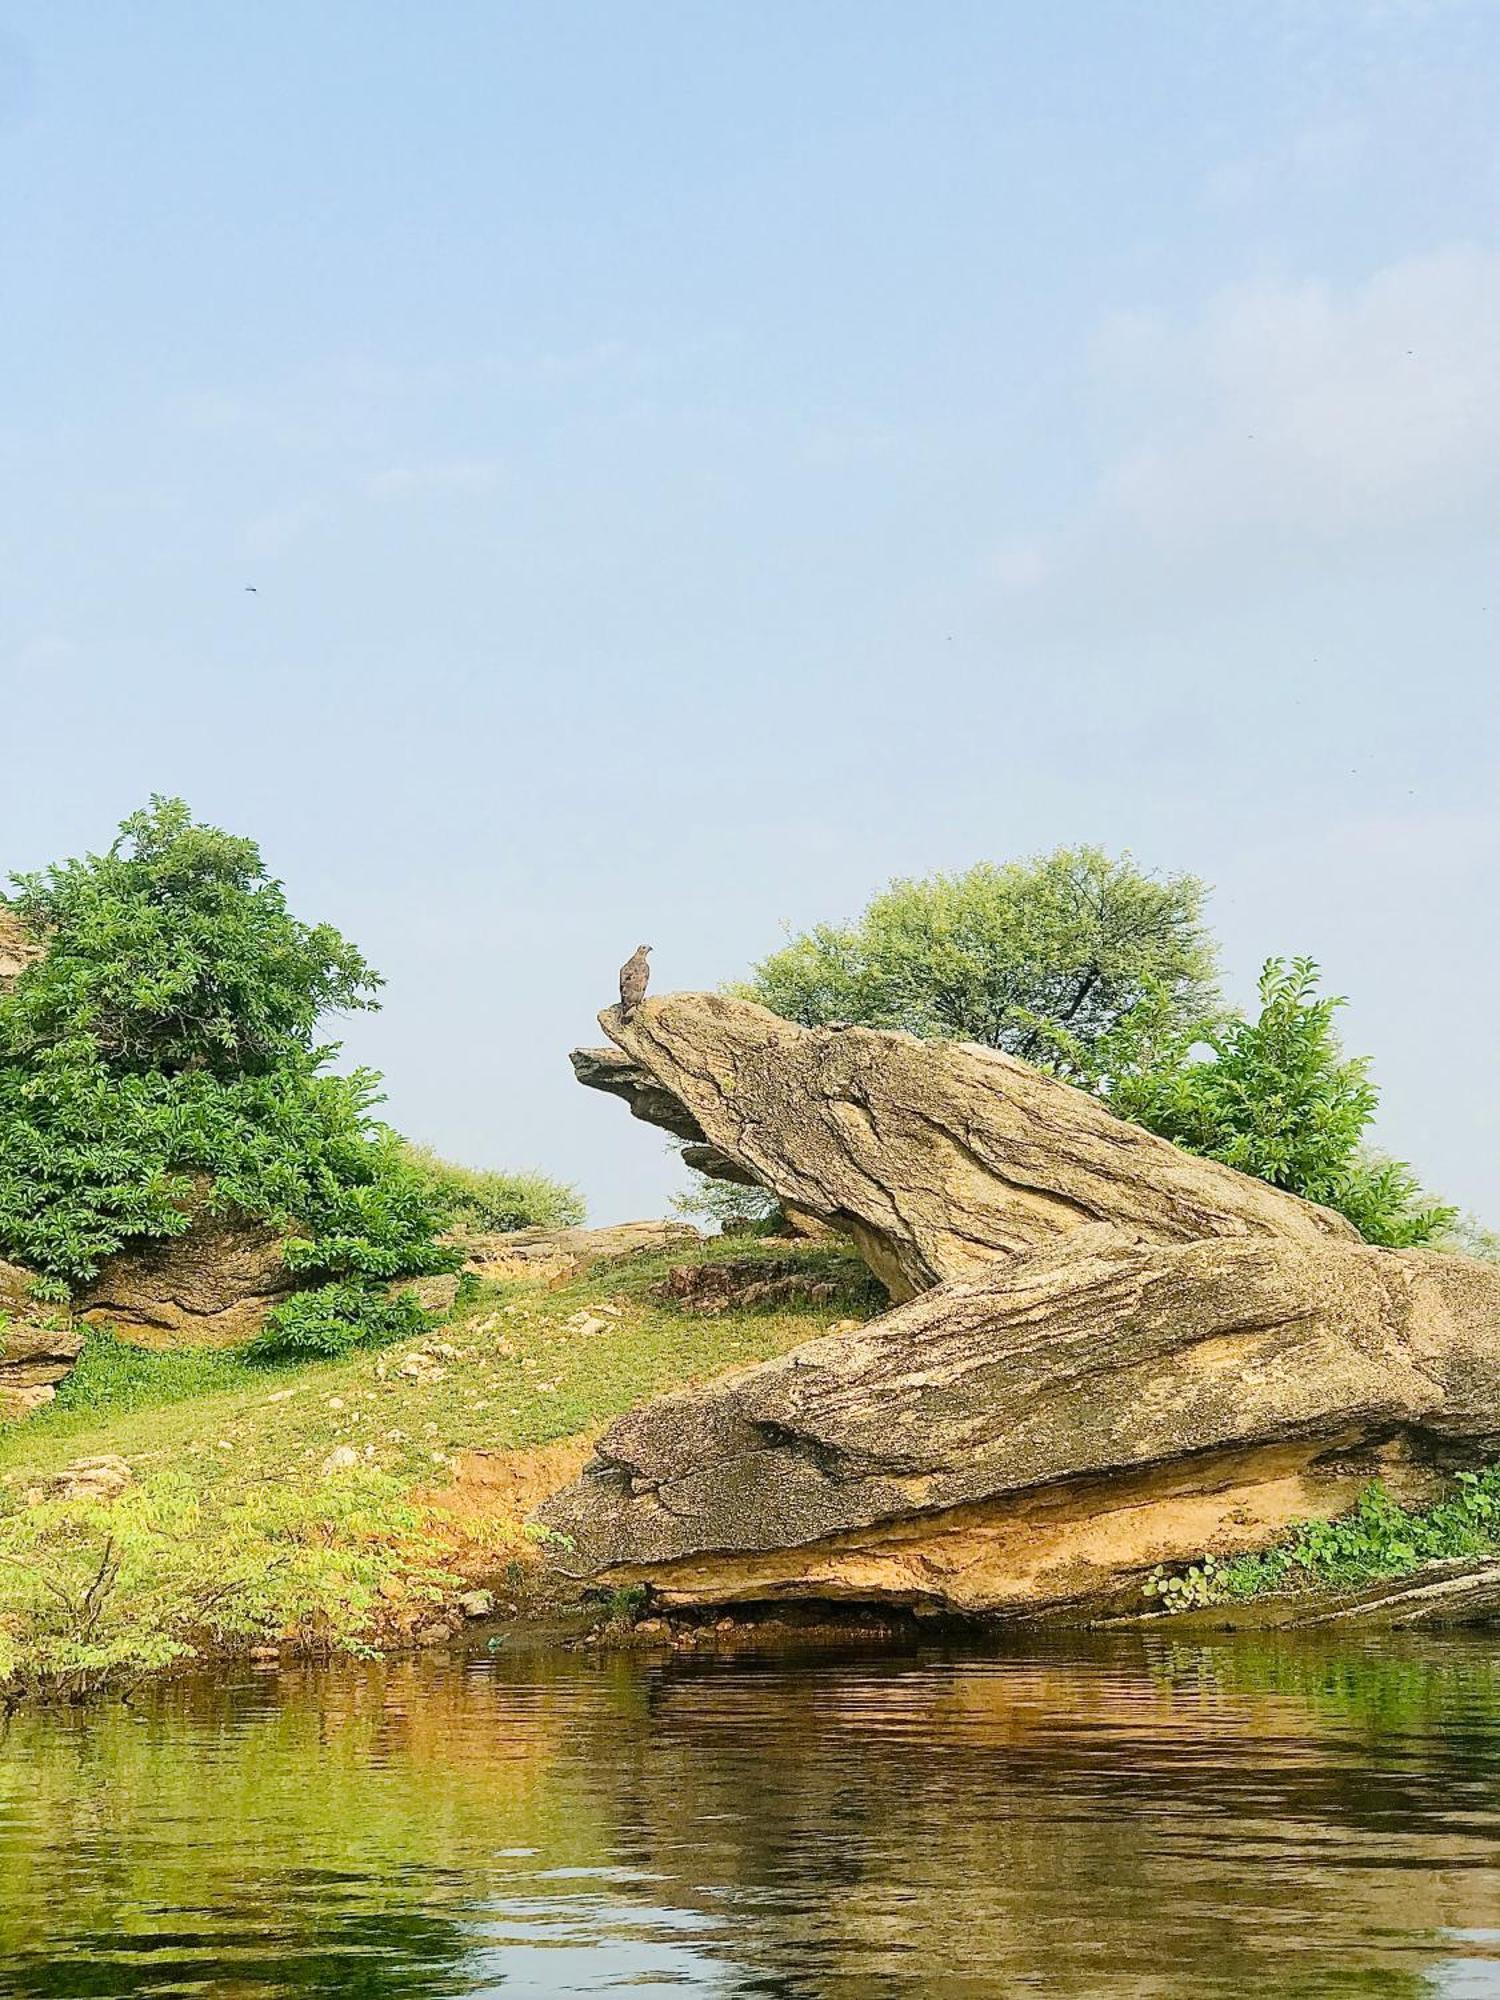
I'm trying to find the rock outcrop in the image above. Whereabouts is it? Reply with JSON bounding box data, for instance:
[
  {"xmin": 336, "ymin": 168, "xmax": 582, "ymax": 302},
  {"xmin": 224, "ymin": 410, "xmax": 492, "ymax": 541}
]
[
  {"xmin": 79, "ymin": 1207, "xmax": 299, "ymax": 1348},
  {"xmin": 0, "ymin": 1260, "xmax": 83, "ymax": 1417},
  {"xmin": 0, "ymin": 908, "xmax": 44, "ymax": 985},
  {"xmin": 459, "ymin": 1219, "xmax": 701, "ymax": 1290},
  {"xmin": 574, "ymin": 995, "xmax": 1353, "ymax": 1301},
  {"xmin": 541, "ymin": 1229, "xmax": 1500, "ymax": 1615},
  {"xmin": 551, "ymin": 994, "xmax": 1500, "ymax": 1620}
]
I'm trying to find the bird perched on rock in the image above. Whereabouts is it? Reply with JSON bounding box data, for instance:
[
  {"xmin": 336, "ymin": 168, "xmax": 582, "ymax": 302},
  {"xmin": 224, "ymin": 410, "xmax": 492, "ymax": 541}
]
[{"xmin": 619, "ymin": 945, "xmax": 652, "ymax": 1019}]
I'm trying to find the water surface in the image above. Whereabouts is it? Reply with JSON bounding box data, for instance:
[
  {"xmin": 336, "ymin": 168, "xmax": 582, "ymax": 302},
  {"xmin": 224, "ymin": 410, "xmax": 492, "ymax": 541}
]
[{"xmin": 4, "ymin": 1631, "xmax": 1500, "ymax": 1996}]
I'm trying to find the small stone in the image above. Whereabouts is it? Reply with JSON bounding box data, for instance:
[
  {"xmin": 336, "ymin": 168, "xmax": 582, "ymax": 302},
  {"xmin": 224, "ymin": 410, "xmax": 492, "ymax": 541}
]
[
  {"xmin": 265, "ymin": 1388, "xmax": 297, "ymax": 1404},
  {"xmin": 457, "ymin": 1589, "xmax": 495, "ymax": 1620},
  {"xmin": 320, "ymin": 1445, "xmax": 359, "ymax": 1476},
  {"xmin": 326, "ymin": 1396, "xmax": 345, "ymax": 1411},
  {"xmin": 48, "ymin": 1454, "xmax": 134, "ymax": 1503},
  {"xmin": 413, "ymin": 1620, "xmax": 454, "ymax": 1647}
]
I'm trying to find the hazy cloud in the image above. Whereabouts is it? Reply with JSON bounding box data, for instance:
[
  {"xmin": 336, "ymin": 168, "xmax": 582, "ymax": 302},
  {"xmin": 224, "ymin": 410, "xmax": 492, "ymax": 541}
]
[{"xmin": 995, "ymin": 245, "xmax": 1500, "ymax": 595}]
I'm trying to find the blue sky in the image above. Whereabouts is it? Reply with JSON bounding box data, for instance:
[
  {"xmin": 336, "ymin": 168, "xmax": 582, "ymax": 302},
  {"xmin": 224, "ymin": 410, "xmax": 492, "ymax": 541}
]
[{"xmin": 2, "ymin": 2, "xmax": 1497, "ymax": 1224}]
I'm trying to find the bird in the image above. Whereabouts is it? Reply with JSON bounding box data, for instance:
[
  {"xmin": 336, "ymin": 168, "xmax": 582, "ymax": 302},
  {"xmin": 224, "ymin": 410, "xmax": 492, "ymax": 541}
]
[
  {"xmin": 619, "ymin": 945, "xmax": 652, "ymax": 1020},
  {"xmin": 244, "ymin": 585, "xmax": 258, "ymax": 593}
]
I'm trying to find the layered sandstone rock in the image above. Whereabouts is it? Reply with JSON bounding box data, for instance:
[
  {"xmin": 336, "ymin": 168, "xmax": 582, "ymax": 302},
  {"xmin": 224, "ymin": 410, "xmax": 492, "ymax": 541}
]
[
  {"xmin": 552, "ymin": 993, "xmax": 1500, "ymax": 1620},
  {"xmin": 459, "ymin": 1219, "xmax": 701, "ymax": 1289},
  {"xmin": 78, "ymin": 1207, "xmax": 298, "ymax": 1348},
  {"xmin": 574, "ymin": 995, "xmax": 1353, "ymax": 1301}
]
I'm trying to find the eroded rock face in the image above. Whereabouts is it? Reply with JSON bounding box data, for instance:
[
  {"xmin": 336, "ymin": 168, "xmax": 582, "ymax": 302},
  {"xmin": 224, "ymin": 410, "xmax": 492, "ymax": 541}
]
[
  {"xmin": 575, "ymin": 995, "xmax": 1353, "ymax": 1301},
  {"xmin": 0, "ymin": 1260, "xmax": 83, "ymax": 1417},
  {"xmin": 539, "ymin": 1231, "xmax": 1500, "ymax": 1614},
  {"xmin": 79, "ymin": 1209, "xmax": 298, "ymax": 1348},
  {"xmin": 0, "ymin": 908, "xmax": 45, "ymax": 985}
]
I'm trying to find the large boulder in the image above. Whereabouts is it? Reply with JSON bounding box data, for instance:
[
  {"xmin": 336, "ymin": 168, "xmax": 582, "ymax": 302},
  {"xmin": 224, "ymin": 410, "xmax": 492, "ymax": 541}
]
[
  {"xmin": 574, "ymin": 995, "xmax": 1352, "ymax": 1300},
  {"xmin": 540, "ymin": 1229, "xmax": 1500, "ymax": 1615},
  {"xmin": 551, "ymin": 992, "xmax": 1500, "ymax": 1620}
]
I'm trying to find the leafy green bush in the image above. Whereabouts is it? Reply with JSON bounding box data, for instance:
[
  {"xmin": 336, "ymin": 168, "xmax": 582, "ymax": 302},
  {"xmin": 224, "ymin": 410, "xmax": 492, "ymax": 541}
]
[
  {"xmin": 399, "ymin": 1144, "xmax": 585, "ymax": 1235},
  {"xmin": 0, "ymin": 1471, "xmax": 452, "ymax": 1703},
  {"xmin": 1115, "ymin": 957, "xmax": 1454, "ymax": 1246},
  {"xmin": 0, "ymin": 799, "xmax": 456, "ymax": 1287},
  {"xmin": 747, "ymin": 847, "xmax": 1219, "ymax": 1088},
  {"xmin": 245, "ymin": 1281, "xmax": 434, "ymax": 1363}
]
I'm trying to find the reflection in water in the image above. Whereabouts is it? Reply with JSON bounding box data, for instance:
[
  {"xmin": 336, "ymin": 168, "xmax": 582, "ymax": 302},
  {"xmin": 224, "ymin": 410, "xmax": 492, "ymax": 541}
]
[{"xmin": 3, "ymin": 1634, "xmax": 1500, "ymax": 1996}]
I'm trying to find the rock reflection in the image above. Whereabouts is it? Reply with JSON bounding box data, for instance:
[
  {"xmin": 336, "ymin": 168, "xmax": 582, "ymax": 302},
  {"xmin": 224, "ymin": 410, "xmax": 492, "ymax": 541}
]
[{"xmin": 3, "ymin": 1635, "xmax": 1500, "ymax": 1996}]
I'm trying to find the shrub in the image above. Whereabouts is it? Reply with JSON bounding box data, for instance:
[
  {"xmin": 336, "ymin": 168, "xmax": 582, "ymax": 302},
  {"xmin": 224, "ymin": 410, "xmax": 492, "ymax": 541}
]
[
  {"xmin": 244, "ymin": 1281, "xmax": 433, "ymax": 1363},
  {"xmin": 0, "ymin": 1471, "xmax": 452, "ymax": 1703},
  {"xmin": 399, "ymin": 1145, "xmax": 585, "ymax": 1235},
  {"xmin": 1116, "ymin": 957, "xmax": 1454, "ymax": 1246},
  {"xmin": 671, "ymin": 1173, "xmax": 778, "ymax": 1231},
  {"xmin": 0, "ymin": 799, "xmax": 455, "ymax": 1287},
  {"xmin": 746, "ymin": 847, "xmax": 1219, "ymax": 1088}
]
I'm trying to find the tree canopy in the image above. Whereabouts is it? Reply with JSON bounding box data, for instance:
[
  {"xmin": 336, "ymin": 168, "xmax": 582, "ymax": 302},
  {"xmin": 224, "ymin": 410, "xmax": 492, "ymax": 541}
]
[
  {"xmin": 746, "ymin": 847, "xmax": 1219, "ymax": 1088},
  {"xmin": 0, "ymin": 799, "xmax": 447, "ymax": 1295}
]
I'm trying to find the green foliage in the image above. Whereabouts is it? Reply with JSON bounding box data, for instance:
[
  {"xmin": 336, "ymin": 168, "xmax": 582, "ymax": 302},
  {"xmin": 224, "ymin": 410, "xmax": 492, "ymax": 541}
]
[
  {"xmin": 1142, "ymin": 1555, "xmax": 1227, "ymax": 1614},
  {"xmin": 2, "ymin": 796, "xmax": 379, "ymax": 1079},
  {"xmin": 245, "ymin": 1281, "xmax": 434, "ymax": 1363},
  {"xmin": 747, "ymin": 847, "xmax": 1218, "ymax": 1088},
  {"xmin": 1145, "ymin": 1470, "xmax": 1500, "ymax": 1614},
  {"xmin": 399, "ymin": 1144, "xmax": 585, "ymax": 1235},
  {"xmin": 671, "ymin": 1171, "xmax": 778, "ymax": 1230},
  {"xmin": 0, "ymin": 799, "xmax": 454, "ymax": 1287},
  {"xmin": 50, "ymin": 1326, "xmax": 262, "ymax": 1418},
  {"xmin": 0, "ymin": 1471, "xmax": 450, "ymax": 1703},
  {"xmin": 1116, "ymin": 957, "xmax": 1454, "ymax": 1246}
]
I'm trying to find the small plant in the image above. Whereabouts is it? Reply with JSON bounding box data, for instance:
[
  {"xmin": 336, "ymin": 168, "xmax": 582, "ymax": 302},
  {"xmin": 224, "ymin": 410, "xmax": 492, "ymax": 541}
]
[
  {"xmin": 1144, "ymin": 1470, "xmax": 1500, "ymax": 1616},
  {"xmin": 602, "ymin": 1583, "xmax": 648, "ymax": 1627},
  {"xmin": 1142, "ymin": 1554, "xmax": 1228, "ymax": 1614},
  {"xmin": 245, "ymin": 1281, "xmax": 433, "ymax": 1363}
]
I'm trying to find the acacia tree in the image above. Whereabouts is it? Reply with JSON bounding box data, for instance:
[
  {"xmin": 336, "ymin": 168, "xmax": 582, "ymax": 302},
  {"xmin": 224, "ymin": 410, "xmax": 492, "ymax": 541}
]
[{"xmin": 747, "ymin": 847, "xmax": 1219, "ymax": 1088}]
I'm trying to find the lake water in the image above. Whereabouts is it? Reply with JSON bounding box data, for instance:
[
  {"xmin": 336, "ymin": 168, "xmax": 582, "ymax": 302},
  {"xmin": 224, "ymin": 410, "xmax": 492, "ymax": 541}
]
[{"xmin": 4, "ymin": 1631, "xmax": 1500, "ymax": 1997}]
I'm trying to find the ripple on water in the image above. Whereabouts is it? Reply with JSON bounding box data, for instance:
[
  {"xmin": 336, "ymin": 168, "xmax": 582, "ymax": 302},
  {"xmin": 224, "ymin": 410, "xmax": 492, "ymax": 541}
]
[{"xmin": 5, "ymin": 1634, "xmax": 1500, "ymax": 1996}]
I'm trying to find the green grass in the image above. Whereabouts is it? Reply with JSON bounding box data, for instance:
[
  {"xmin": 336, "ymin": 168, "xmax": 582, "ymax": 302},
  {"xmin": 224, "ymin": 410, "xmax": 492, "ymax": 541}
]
[
  {"xmin": 1, "ymin": 1233, "xmax": 877, "ymax": 1494},
  {"xmin": 0, "ymin": 1231, "xmax": 881, "ymax": 1697}
]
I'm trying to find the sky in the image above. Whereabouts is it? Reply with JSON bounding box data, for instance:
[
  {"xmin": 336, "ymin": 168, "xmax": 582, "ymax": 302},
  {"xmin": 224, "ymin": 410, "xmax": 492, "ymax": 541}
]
[{"xmin": 1, "ymin": 1, "xmax": 1497, "ymax": 1226}]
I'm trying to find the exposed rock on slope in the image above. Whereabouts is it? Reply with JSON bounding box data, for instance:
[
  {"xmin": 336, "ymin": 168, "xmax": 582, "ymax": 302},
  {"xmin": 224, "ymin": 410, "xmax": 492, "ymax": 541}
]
[
  {"xmin": 539, "ymin": 1230, "xmax": 1500, "ymax": 1614},
  {"xmin": 574, "ymin": 994, "xmax": 1352, "ymax": 1300},
  {"xmin": 0, "ymin": 1260, "xmax": 83, "ymax": 1417},
  {"xmin": 79, "ymin": 1208, "xmax": 298, "ymax": 1348},
  {"xmin": 460, "ymin": 1220, "xmax": 701, "ymax": 1289},
  {"xmin": 552, "ymin": 992, "xmax": 1500, "ymax": 1620}
]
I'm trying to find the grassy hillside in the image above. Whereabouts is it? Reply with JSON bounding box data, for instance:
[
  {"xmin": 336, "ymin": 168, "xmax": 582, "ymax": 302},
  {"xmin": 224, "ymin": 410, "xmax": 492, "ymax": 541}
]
[{"xmin": 0, "ymin": 1232, "xmax": 882, "ymax": 1700}]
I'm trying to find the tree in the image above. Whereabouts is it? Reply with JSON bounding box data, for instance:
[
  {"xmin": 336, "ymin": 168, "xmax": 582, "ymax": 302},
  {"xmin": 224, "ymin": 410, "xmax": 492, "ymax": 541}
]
[
  {"xmin": 0, "ymin": 798, "xmax": 452, "ymax": 1292},
  {"xmin": 1115, "ymin": 957, "xmax": 1455, "ymax": 1248},
  {"xmin": 747, "ymin": 847, "xmax": 1219, "ymax": 1088}
]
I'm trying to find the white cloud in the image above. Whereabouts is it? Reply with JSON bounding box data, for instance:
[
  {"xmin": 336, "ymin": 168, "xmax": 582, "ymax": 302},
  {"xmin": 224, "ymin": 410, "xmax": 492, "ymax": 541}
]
[{"xmin": 998, "ymin": 245, "xmax": 1500, "ymax": 594}]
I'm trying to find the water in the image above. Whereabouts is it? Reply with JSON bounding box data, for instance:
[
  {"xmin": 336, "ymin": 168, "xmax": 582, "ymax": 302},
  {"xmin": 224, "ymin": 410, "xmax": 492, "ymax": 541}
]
[{"xmin": 4, "ymin": 1632, "xmax": 1500, "ymax": 1997}]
